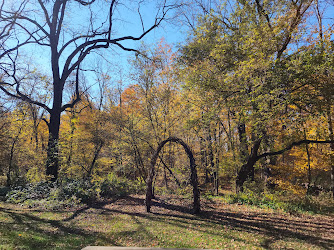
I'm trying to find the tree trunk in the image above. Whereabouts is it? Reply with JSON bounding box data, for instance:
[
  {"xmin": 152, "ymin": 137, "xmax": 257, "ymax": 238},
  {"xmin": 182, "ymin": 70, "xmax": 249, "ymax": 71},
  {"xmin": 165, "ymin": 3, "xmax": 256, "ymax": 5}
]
[
  {"xmin": 327, "ymin": 105, "xmax": 334, "ymax": 199},
  {"xmin": 46, "ymin": 111, "xmax": 61, "ymax": 182},
  {"xmin": 207, "ymin": 126, "xmax": 215, "ymax": 186},
  {"xmin": 236, "ymin": 139, "xmax": 261, "ymax": 192},
  {"xmin": 46, "ymin": 83, "xmax": 63, "ymax": 182},
  {"xmin": 87, "ymin": 141, "xmax": 104, "ymax": 178},
  {"xmin": 238, "ymin": 123, "xmax": 248, "ymax": 163},
  {"xmin": 7, "ymin": 127, "xmax": 22, "ymax": 187}
]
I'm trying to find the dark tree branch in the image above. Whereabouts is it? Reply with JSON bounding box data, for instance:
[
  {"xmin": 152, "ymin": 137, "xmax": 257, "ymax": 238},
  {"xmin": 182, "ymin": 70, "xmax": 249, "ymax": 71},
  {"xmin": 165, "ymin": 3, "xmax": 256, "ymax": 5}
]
[
  {"xmin": 42, "ymin": 117, "xmax": 50, "ymax": 127},
  {"xmin": 15, "ymin": 13, "xmax": 50, "ymax": 36},
  {"xmin": 61, "ymin": 2, "xmax": 172, "ymax": 80},
  {"xmin": 0, "ymin": 82, "xmax": 51, "ymax": 113},
  {"xmin": 257, "ymin": 139, "xmax": 334, "ymax": 160},
  {"xmin": 75, "ymin": 0, "xmax": 96, "ymax": 6},
  {"xmin": 58, "ymin": 31, "xmax": 109, "ymax": 56},
  {"xmin": 0, "ymin": 37, "xmax": 33, "ymax": 59},
  {"xmin": 0, "ymin": 18, "xmax": 16, "ymax": 40},
  {"xmin": 255, "ymin": 0, "xmax": 272, "ymax": 30},
  {"xmin": 37, "ymin": 0, "xmax": 51, "ymax": 27},
  {"xmin": 276, "ymin": 1, "xmax": 312, "ymax": 59},
  {"xmin": 15, "ymin": 22, "xmax": 49, "ymax": 46},
  {"xmin": 107, "ymin": 0, "xmax": 117, "ymax": 41},
  {"xmin": 158, "ymin": 155, "xmax": 182, "ymax": 187},
  {"xmin": 61, "ymin": 62, "xmax": 82, "ymax": 112},
  {"xmin": 138, "ymin": 1, "xmax": 145, "ymax": 33},
  {"xmin": 56, "ymin": 0, "xmax": 67, "ymax": 41}
]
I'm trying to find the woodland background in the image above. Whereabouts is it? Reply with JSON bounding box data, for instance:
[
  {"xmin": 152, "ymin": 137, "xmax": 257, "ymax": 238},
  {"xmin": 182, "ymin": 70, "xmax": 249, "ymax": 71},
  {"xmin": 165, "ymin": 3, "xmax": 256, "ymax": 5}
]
[{"xmin": 0, "ymin": 0, "xmax": 334, "ymax": 212}]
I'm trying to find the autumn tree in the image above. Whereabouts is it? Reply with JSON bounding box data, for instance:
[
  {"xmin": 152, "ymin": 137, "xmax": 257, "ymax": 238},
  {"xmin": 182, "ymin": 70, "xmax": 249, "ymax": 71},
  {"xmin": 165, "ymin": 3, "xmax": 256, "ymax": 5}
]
[
  {"xmin": 179, "ymin": 0, "xmax": 334, "ymax": 192},
  {"xmin": 108, "ymin": 40, "xmax": 195, "ymax": 191},
  {"xmin": 0, "ymin": 0, "xmax": 179, "ymax": 181}
]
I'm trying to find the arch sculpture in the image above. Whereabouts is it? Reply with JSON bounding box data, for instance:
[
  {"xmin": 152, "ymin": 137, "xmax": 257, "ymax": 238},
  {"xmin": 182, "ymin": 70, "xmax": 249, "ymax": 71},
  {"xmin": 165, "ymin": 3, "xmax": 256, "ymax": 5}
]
[{"xmin": 145, "ymin": 137, "xmax": 200, "ymax": 214}]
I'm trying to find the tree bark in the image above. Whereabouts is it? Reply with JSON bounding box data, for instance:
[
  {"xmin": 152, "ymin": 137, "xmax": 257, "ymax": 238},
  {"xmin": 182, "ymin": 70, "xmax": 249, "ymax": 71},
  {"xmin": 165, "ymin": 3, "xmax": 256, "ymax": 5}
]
[
  {"xmin": 45, "ymin": 83, "xmax": 62, "ymax": 181},
  {"xmin": 327, "ymin": 105, "xmax": 334, "ymax": 199},
  {"xmin": 236, "ymin": 139, "xmax": 261, "ymax": 192},
  {"xmin": 238, "ymin": 123, "xmax": 248, "ymax": 163},
  {"xmin": 87, "ymin": 141, "xmax": 104, "ymax": 178}
]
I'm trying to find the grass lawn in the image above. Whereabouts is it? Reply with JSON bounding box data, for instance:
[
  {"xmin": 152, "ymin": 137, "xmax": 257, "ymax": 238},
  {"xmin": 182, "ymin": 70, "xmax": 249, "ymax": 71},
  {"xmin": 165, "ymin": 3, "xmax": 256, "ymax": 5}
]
[{"xmin": 0, "ymin": 195, "xmax": 333, "ymax": 249}]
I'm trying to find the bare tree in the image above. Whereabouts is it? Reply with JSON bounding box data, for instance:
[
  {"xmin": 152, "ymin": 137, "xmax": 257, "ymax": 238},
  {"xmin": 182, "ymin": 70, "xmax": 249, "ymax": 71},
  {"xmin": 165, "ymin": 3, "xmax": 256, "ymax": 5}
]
[{"xmin": 0, "ymin": 0, "xmax": 180, "ymax": 181}]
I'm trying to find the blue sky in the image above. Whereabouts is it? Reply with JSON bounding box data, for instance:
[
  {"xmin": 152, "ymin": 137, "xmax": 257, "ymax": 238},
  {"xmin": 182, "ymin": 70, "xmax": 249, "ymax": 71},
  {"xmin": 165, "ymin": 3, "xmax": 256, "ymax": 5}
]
[{"xmin": 2, "ymin": 0, "xmax": 334, "ymax": 104}]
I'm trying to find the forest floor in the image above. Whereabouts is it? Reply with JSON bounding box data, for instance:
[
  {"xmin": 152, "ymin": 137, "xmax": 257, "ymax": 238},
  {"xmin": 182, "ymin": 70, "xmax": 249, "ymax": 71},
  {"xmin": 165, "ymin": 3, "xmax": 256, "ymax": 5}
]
[{"xmin": 0, "ymin": 195, "xmax": 333, "ymax": 250}]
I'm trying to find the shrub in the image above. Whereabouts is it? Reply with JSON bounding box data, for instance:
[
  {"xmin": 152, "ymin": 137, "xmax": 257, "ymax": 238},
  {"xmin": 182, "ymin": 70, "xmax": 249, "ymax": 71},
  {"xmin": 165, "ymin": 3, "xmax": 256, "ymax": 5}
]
[
  {"xmin": 59, "ymin": 178, "xmax": 98, "ymax": 204},
  {"xmin": 224, "ymin": 188, "xmax": 334, "ymax": 215},
  {"xmin": 97, "ymin": 173, "xmax": 145, "ymax": 198},
  {"xmin": 6, "ymin": 182, "xmax": 57, "ymax": 204},
  {"xmin": 5, "ymin": 175, "xmax": 146, "ymax": 208}
]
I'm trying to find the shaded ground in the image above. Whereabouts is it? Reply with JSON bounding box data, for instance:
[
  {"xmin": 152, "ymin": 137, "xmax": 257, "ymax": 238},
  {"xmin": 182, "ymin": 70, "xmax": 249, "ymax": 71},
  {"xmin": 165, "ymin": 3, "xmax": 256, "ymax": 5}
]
[{"xmin": 0, "ymin": 195, "xmax": 333, "ymax": 249}]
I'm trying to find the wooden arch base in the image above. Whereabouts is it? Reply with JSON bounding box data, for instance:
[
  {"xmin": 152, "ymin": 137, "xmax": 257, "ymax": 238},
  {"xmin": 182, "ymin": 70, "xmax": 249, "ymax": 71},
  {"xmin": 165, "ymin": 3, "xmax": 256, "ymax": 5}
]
[{"xmin": 145, "ymin": 137, "xmax": 200, "ymax": 214}]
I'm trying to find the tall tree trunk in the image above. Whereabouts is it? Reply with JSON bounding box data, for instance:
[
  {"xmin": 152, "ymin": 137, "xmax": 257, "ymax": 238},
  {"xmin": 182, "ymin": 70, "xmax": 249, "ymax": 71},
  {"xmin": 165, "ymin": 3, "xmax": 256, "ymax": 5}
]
[
  {"xmin": 235, "ymin": 122, "xmax": 249, "ymax": 192},
  {"xmin": 46, "ymin": 112, "xmax": 61, "ymax": 182},
  {"xmin": 236, "ymin": 139, "xmax": 261, "ymax": 192},
  {"xmin": 7, "ymin": 127, "xmax": 22, "ymax": 187},
  {"xmin": 7, "ymin": 140, "xmax": 16, "ymax": 187},
  {"xmin": 207, "ymin": 125, "xmax": 215, "ymax": 185},
  {"xmin": 87, "ymin": 141, "xmax": 104, "ymax": 178},
  {"xmin": 303, "ymin": 127, "xmax": 312, "ymax": 194},
  {"xmin": 238, "ymin": 123, "xmax": 248, "ymax": 163},
  {"xmin": 46, "ymin": 83, "xmax": 63, "ymax": 182},
  {"xmin": 327, "ymin": 105, "xmax": 334, "ymax": 199},
  {"xmin": 305, "ymin": 142, "xmax": 312, "ymax": 193},
  {"xmin": 213, "ymin": 123, "xmax": 220, "ymax": 195}
]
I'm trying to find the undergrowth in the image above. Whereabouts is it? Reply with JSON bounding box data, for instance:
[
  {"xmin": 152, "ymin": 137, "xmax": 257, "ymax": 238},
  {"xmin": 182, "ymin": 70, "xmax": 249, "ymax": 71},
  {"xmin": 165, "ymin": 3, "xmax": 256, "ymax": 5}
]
[
  {"xmin": 223, "ymin": 188, "xmax": 334, "ymax": 215},
  {"xmin": 4, "ymin": 173, "xmax": 145, "ymax": 209}
]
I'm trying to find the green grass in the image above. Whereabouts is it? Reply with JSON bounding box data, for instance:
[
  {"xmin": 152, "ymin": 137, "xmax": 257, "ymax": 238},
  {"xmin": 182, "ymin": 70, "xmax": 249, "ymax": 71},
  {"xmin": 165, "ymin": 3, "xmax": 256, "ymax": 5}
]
[
  {"xmin": 218, "ymin": 189, "xmax": 334, "ymax": 215},
  {"xmin": 0, "ymin": 196, "xmax": 333, "ymax": 250}
]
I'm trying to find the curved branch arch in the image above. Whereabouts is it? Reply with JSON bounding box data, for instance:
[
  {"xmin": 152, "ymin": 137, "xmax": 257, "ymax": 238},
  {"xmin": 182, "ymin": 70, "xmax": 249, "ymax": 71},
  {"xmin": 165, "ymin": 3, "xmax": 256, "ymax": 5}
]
[{"xmin": 145, "ymin": 137, "xmax": 200, "ymax": 214}]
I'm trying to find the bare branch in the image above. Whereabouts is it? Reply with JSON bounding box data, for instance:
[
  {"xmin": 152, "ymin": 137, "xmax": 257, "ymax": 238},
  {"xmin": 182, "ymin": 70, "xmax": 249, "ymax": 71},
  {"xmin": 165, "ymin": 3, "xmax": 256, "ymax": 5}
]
[
  {"xmin": 257, "ymin": 139, "xmax": 334, "ymax": 160},
  {"xmin": 14, "ymin": 13, "xmax": 50, "ymax": 36},
  {"xmin": 74, "ymin": 0, "xmax": 96, "ymax": 6},
  {"xmin": 107, "ymin": 0, "xmax": 117, "ymax": 41},
  {"xmin": 42, "ymin": 117, "xmax": 50, "ymax": 127},
  {"xmin": 277, "ymin": 1, "xmax": 312, "ymax": 59},
  {"xmin": 255, "ymin": 0, "xmax": 272, "ymax": 30},
  {"xmin": 58, "ymin": 31, "xmax": 109, "ymax": 56},
  {"xmin": 0, "ymin": 82, "xmax": 51, "ymax": 113},
  {"xmin": 37, "ymin": 0, "xmax": 51, "ymax": 27},
  {"xmin": 56, "ymin": 0, "xmax": 67, "ymax": 40},
  {"xmin": 61, "ymin": 62, "xmax": 82, "ymax": 112}
]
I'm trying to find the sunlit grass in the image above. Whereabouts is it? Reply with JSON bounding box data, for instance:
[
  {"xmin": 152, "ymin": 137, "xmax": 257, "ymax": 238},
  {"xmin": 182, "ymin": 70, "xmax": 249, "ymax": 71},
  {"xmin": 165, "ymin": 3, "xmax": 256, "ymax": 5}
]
[{"xmin": 0, "ymin": 196, "xmax": 332, "ymax": 250}]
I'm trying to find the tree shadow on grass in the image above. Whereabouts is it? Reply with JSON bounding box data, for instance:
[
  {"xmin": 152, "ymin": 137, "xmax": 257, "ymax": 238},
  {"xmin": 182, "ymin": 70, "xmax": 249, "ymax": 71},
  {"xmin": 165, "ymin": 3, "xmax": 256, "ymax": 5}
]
[
  {"xmin": 1, "ymin": 196, "xmax": 333, "ymax": 249},
  {"xmin": 95, "ymin": 195, "xmax": 334, "ymax": 250},
  {"xmin": 0, "ymin": 206, "xmax": 117, "ymax": 250}
]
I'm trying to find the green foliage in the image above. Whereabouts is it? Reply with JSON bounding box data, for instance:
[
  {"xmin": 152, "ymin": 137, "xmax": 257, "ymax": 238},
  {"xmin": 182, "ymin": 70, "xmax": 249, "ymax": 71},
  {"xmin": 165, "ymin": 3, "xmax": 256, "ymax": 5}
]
[
  {"xmin": 6, "ymin": 182, "xmax": 57, "ymax": 203},
  {"xmin": 5, "ymin": 176, "xmax": 146, "ymax": 208},
  {"xmin": 224, "ymin": 188, "xmax": 334, "ymax": 215},
  {"xmin": 58, "ymin": 179, "xmax": 98, "ymax": 204},
  {"xmin": 97, "ymin": 173, "xmax": 146, "ymax": 198}
]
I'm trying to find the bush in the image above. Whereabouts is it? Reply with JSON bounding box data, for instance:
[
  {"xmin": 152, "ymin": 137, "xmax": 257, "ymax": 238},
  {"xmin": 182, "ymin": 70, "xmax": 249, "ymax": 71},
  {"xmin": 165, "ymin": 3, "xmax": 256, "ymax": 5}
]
[
  {"xmin": 59, "ymin": 178, "xmax": 98, "ymax": 204},
  {"xmin": 97, "ymin": 173, "xmax": 146, "ymax": 198},
  {"xmin": 6, "ymin": 182, "xmax": 57, "ymax": 204},
  {"xmin": 224, "ymin": 188, "xmax": 334, "ymax": 215},
  {"xmin": 5, "ymin": 175, "xmax": 146, "ymax": 208}
]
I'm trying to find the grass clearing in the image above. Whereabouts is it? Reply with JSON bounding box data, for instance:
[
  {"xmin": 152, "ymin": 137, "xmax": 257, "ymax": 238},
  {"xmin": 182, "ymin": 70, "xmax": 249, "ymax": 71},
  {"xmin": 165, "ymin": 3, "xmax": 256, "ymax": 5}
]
[{"xmin": 0, "ymin": 195, "xmax": 333, "ymax": 249}]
